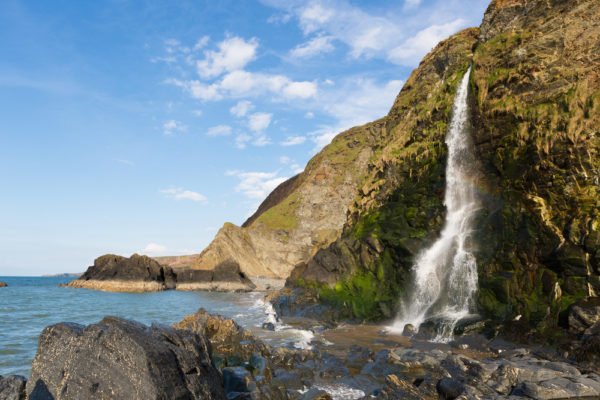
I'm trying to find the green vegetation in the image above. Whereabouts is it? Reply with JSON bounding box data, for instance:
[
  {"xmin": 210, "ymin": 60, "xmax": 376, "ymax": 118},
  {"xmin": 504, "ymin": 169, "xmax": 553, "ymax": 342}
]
[{"xmin": 254, "ymin": 192, "xmax": 301, "ymax": 231}]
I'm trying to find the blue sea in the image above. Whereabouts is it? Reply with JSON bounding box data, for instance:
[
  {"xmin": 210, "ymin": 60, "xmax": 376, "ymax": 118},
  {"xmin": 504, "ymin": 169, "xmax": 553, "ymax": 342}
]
[{"xmin": 0, "ymin": 276, "xmax": 311, "ymax": 378}]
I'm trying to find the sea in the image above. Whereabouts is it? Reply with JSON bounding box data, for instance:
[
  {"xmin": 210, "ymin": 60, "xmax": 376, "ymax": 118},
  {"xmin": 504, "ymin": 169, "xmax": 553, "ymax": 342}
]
[{"xmin": 0, "ymin": 276, "xmax": 314, "ymax": 378}]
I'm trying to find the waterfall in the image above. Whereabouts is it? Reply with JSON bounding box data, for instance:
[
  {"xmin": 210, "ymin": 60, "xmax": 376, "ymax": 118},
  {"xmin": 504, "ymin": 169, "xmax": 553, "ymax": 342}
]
[{"xmin": 390, "ymin": 67, "xmax": 479, "ymax": 340}]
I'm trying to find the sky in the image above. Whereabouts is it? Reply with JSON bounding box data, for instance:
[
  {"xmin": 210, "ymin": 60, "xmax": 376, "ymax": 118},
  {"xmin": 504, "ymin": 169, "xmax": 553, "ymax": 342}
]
[{"xmin": 0, "ymin": 0, "xmax": 490, "ymax": 276}]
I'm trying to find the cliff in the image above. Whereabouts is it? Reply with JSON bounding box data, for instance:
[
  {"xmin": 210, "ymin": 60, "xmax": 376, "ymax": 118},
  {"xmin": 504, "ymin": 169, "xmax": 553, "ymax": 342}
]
[{"xmin": 283, "ymin": 0, "xmax": 600, "ymax": 333}]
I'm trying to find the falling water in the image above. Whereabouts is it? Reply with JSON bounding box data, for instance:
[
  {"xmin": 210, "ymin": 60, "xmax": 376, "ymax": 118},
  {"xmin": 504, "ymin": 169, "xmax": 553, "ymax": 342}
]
[{"xmin": 390, "ymin": 67, "xmax": 479, "ymax": 340}]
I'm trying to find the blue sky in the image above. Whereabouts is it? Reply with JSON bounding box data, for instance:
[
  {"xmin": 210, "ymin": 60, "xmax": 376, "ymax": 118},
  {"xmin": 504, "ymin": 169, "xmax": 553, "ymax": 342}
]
[{"xmin": 0, "ymin": 0, "xmax": 490, "ymax": 275}]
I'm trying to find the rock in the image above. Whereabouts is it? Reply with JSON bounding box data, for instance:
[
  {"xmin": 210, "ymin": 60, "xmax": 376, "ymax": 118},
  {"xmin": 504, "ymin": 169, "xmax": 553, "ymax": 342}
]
[
  {"xmin": 569, "ymin": 297, "xmax": 600, "ymax": 333},
  {"xmin": 68, "ymin": 253, "xmax": 176, "ymax": 292},
  {"xmin": 376, "ymin": 374, "xmax": 430, "ymax": 399},
  {"xmin": 388, "ymin": 348, "xmax": 447, "ymax": 369},
  {"xmin": 26, "ymin": 316, "xmax": 226, "ymax": 400},
  {"xmin": 176, "ymin": 259, "xmax": 256, "ymax": 292},
  {"xmin": 262, "ymin": 322, "xmax": 276, "ymax": 331},
  {"xmin": 222, "ymin": 366, "xmax": 253, "ymax": 393},
  {"xmin": 301, "ymin": 388, "xmax": 332, "ymax": 400},
  {"xmin": 402, "ymin": 324, "xmax": 417, "ymax": 336},
  {"xmin": 512, "ymin": 376, "xmax": 600, "ymax": 399},
  {"xmin": 172, "ymin": 308, "xmax": 270, "ymax": 361},
  {"xmin": 0, "ymin": 375, "xmax": 26, "ymax": 400},
  {"xmin": 436, "ymin": 378, "xmax": 464, "ymax": 400},
  {"xmin": 0, "ymin": 282, "xmax": 7, "ymax": 287}
]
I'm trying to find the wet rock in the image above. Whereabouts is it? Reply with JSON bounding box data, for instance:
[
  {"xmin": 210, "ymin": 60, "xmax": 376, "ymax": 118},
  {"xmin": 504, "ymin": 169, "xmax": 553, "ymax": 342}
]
[
  {"xmin": 376, "ymin": 374, "xmax": 431, "ymax": 400},
  {"xmin": 436, "ymin": 377, "xmax": 464, "ymax": 400},
  {"xmin": 0, "ymin": 375, "xmax": 26, "ymax": 400},
  {"xmin": 345, "ymin": 345, "xmax": 372, "ymax": 370},
  {"xmin": 0, "ymin": 282, "xmax": 7, "ymax": 287},
  {"xmin": 26, "ymin": 317, "xmax": 226, "ymax": 400},
  {"xmin": 301, "ymin": 388, "xmax": 332, "ymax": 400},
  {"xmin": 223, "ymin": 366, "xmax": 253, "ymax": 393},
  {"xmin": 512, "ymin": 375, "xmax": 600, "ymax": 399},
  {"xmin": 402, "ymin": 324, "xmax": 417, "ymax": 336},
  {"xmin": 388, "ymin": 348, "xmax": 447, "ymax": 369},
  {"xmin": 262, "ymin": 322, "xmax": 276, "ymax": 331},
  {"xmin": 569, "ymin": 297, "xmax": 600, "ymax": 333},
  {"xmin": 249, "ymin": 353, "xmax": 269, "ymax": 377},
  {"xmin": 272, "ymin": 369, "xmax": 305, "ymax": 391}
]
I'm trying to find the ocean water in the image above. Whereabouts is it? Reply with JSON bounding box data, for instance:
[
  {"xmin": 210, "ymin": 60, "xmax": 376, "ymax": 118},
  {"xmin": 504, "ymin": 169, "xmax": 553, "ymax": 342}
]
[{"xmin": 0, "ymin": 276, "xmax": 311, "ymax": 378}]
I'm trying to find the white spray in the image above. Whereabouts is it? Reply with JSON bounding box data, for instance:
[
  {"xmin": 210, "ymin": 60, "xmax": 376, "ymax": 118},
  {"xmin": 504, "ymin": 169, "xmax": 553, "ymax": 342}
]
[{"xmin": 391, "ymin": 67, "xmax": 479, "ymax": 340}]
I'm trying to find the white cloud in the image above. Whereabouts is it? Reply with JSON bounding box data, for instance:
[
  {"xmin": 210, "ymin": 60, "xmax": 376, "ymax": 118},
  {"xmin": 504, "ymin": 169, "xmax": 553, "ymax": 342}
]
[
  {"xmin": 280, "ymin": 156, "xmax": 291, "ymax": 164},
  {"xmin": 280, "ymin": 136, "xmax": 306, "ymax": 146},
  {"xmin": 290, "ymin": 163, "xmax": 304, "ymax": 174},
  {"xmin": 163, "ymin": 120, "xmax": 186, "ymax": 135},
  {"xmin": 230, "ymin": 100, "xmax": 254, "ymax": 117},
  {"xmin": 248, "ymin": 112, "xmax": 272, "ymax": 132},
  {"xmin": 305, "ymin": 111, "xmax": 314, "ymax": 119},
  {"xmin": 253, "ymin": 133, "xmax": 271, "ymax": 146},
  {"xmin": 196, "ymin": 36, "xmax": 258, "ymax": 78},
  {"xmin": 403, "ymin": 0, "xmax": 422, "ymax": 9},
  {"xmin": 167, "ymin": 72, "xmax": 317, "ymax": 102},
  {"xmin": 388, "ymin": 19, "xmax": 465, "ymax": 66},
  {"xmin": 160, "ymin": 188, "xmax": 207, "ymax": 203},
  {"xmin": 142, "ymin": 243, "xmax": 168, "ymax": 254},
  {"xmin": 290, "ymin": 35, "xmax": 335, "ymax": 58},
  {"xmin": 227, "ymin": 170, "xmax": 288, "ymax": 200},
  {"xmin": 193, "ymin": 36, "xmax": 210, "ymax": 51},
  {"xmin": 235, "ymin": 133, "xmax": 252, "ymax": 149},
  {"xmin": 192, "ymin": 109, "xmax": 203, "ymax": 116},
  {"xmin": 282, "ymin": 81, "xmax": 317, "ymax": 99},
  {"xmin": 206, "ymin": 125, "xmax": 232, "ymax": 137}
]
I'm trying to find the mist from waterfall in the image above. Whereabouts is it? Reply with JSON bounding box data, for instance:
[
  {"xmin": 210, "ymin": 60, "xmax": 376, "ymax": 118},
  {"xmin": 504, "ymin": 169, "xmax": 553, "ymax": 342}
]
[{"xmin": 390, "ymin": 67, "xmax": 479, "ymax": 341}]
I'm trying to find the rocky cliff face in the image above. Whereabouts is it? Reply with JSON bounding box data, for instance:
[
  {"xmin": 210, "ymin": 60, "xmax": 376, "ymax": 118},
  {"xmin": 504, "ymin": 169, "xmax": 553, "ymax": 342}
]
[
  {"xmin": 191, "ymin": 120, "xmax": 377, "ymax": 278},
  {"xmin": 284, "ymin": 0, "xmax": 600, "ymax": 331}
]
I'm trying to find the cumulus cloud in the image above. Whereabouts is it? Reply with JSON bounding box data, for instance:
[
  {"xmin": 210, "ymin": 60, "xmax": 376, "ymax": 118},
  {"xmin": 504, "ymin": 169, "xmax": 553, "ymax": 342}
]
[
  {"xmin": 196, "ymin": 36, "xmax": 258, "ymax": 78},
  {"xmin": 248, "ymin": 112, "xmax": 272, "ymax": 132},
  {"xmin": 160, "ymin": 188, "xmax": 207, "ymax": 203},
  {"xmin": 280, "ymin": 135, "xmax": 306, "ymax": 146},
  {"xmin": 290, "ymin": 35, "xmax": 335, "ymax": 58},
  {"xmin": 226, "ymin": 170, "xmax": 288, "ymax": 200},
  {"xmin": 388, "ymin": 19, "xmax": 465, "ymax": 66},
  {"xmin": 230, "ymin": 100, "xmax": 254, "ymax": 117},
  {"xmin": 235, "ymin": 133, "xmax": 252, "ymax": 149},
  {"xmin": 206, "ymin": 125, "xmax": 232, "ymax": 137},
  {"xmin": 163, "ymin": 120, "xmax": 186, "ymax": 135}
]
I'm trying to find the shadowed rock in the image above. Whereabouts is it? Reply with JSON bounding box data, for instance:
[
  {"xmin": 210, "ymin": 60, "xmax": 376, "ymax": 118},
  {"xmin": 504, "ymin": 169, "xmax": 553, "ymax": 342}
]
[
  {"xmin": 0, "ymin": 375, "xmax": 26, "ymax": 400},
  {"xmin": 26, "ymin": 317, "xmax": 226, "ymax": 400},
  {"xmin": 175, "ymin": 259, "xmax": 256, "ymax": 292}
]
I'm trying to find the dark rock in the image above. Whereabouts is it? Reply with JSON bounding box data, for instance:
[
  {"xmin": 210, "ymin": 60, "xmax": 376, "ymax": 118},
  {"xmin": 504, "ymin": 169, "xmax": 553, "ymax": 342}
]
[
  {"xmin": 248, "ymin": 353, "xmax": 268, "ymax": 377},
  {"xmin": 70, "ymin": 253, "xmax": 176, "ymax": 290},
  {"xmin": 436, "ymin": 377, "xmax": 464, "ymax": 400},
  {"xmin": 0, "ymin": 375, "xmax": 26, "ymax": 400},
  {"xmin": 0, "ymin": 282, "xmax": 7, "ymax": 287},
  {"xmin": 26, "ymin": 316, "xmax": 226, "ymax": 400},
  {"xmin": 345, "ymin": 345, "xmax": 372, "ymax": 370},
  {"xmin": 569, "ymin": 297, "xmax": 600, "ymax": 333},
  {"xmin": 402, "ymin": 324, "xmax": 417, "ymax": 336},
  {"xmin": 222, "ymin": 367, "xmax": 252, "ymax": 393},
  {"xmin": 262, "ymin": 322, "xmax": 276, "ymax": 331},
  {"xmin": 176, "ymin": 259, "xmax": 256, "ymax": 291}
]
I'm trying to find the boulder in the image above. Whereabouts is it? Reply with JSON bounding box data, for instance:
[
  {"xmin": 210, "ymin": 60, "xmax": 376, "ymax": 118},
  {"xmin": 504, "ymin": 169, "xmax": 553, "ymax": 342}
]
[
  {"xmin": 68, "ymin": 254, "xmax": 176, "ymax": 292},
  {"xmin": 26, "ymin": 316, "xmax": 226, "ymax": 400},
  {"xmin": 0, "ymin": 375, "xmax": 26, "ymax": 400},
  {"xmin": 0, "ymin": 282, "xmax": 7, "ymax": 287},
  {"xmin": 569, "ymin": 297, "xmax": 600, "ymax": 333},
  {"xmin": 436, "ymin": 377, "xmax": 464, "ymax": 400},
  {"xmin": 176, "ymin": 259, "xmax": 256, "ymax": 292}
]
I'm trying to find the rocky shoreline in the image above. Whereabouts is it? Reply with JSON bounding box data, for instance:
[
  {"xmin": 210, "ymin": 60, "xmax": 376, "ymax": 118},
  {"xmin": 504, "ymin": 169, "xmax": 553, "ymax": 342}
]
[{"xmin": 2, "ymin": 299, "xmax": 600, "ymax": 400}]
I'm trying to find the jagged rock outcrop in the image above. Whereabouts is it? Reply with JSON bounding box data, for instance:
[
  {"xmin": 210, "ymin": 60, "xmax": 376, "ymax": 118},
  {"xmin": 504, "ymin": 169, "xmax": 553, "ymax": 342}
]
[
  {"xmin": 282, "ymin": 0, "xmax": 600, "ymax": 331},
  {"xmin": 0, "ymin": 282, "xmax": 6, "ymax": 287},
  {"xmin": 0, "ymin": 375, "xmax": 26, "ymax": 400},
  {"xmin": 176, "ymin": 259, "xmax": 256, "ymax": 292},
  {"xmin": 68, "ymin": 254, "xmax": 177, "ymax": 292},
  {"xmin": 68, "ymin": 254, "xmax": 256, "ymax": 293},
  {"xmin": 26, "ymin": 317, "xmax": 226, "ymax": 400}
]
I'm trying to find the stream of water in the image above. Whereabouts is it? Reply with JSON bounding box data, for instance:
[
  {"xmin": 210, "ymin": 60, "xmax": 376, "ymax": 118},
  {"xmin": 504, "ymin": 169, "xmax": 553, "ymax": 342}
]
[{"xmin": 390, "ymin": 67, "xmax": 479, "ymax": 340}]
